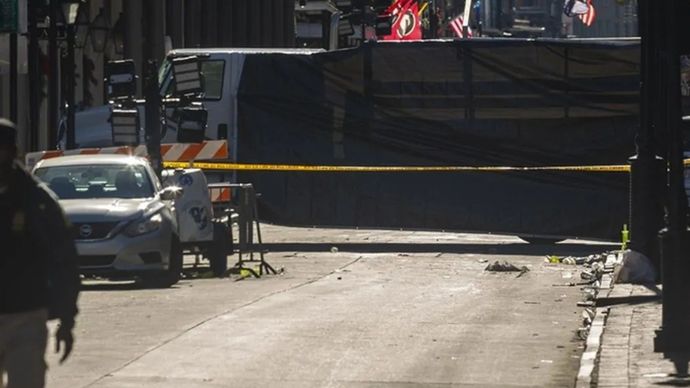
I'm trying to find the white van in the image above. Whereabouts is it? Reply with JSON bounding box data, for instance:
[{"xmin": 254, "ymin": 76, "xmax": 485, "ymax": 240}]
[{"xmin": 60, "ymin": 48, "xmax": 324, "ymax": 159}]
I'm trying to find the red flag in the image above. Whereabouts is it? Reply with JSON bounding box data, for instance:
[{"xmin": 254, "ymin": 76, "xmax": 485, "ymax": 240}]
[
  {"xmin": 578, "ymin": 0, "xmax": 596, "ymax": 27},
  {"xmin": 385, "ymin": 0, "xmax": 412, "ymax": 15},
  {"xmin": 382, "ymin": 0, "xmax": 422, "ymax": 40}
]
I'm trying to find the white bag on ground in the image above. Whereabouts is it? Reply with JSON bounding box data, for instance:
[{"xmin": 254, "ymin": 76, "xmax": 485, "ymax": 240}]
[{"xmin": 616, "ymin": 250, "xmax": 657, "ymax": 284}]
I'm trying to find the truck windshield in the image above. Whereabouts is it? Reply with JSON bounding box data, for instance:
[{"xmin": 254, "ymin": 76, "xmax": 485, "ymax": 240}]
[
  {"xmin": 34, "ymin": 164, "xmax": 155, "ymax": 200},
  {"xmin": 159, "ymin": 58, "xmax": 224, "ymax": 100}
]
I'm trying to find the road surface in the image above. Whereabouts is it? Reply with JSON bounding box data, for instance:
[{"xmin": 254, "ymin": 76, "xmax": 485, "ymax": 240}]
[{"xmin": 46, "ymin": 225, "xmax": 617, "ymax": 388}]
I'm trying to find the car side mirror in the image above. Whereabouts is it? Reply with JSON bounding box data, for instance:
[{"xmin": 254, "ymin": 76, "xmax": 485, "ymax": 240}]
[{"xmin": 160, "ymin": 186, "xmax": 183, "ymax": 201}]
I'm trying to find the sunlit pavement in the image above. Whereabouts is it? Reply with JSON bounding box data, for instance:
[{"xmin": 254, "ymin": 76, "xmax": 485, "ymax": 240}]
[{"xmin": 46, "ymin": 224, "xmax": 617, "ymax": 388}]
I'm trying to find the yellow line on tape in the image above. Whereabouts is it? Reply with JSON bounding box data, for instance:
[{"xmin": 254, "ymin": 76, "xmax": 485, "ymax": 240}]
[{"xmin": 164, "ymin": 161, "xmax": 638, "ymax": 173}]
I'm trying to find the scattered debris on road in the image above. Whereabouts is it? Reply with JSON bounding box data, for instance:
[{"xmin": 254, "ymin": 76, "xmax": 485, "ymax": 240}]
[
  {"xmin": 485, "ymin": 261, "xmax": 530, "ymax": 278},
  {"xmin": 544, "ymin": 253, "xmax": 609, "ymax": 265},
  {"xmin": 485, "ymin": 260, "xmax": 529, "ymax": 273}
]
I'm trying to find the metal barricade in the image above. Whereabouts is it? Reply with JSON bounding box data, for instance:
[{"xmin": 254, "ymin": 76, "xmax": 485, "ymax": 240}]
[{"xmin": 208, "ymin": 182, "xmax": 277, "ymax": 278}]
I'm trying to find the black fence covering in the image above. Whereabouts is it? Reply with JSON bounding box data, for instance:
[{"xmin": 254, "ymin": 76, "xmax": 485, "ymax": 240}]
[{"xmin": 236, "ymin": 38, "xmax": 640, "ymax": 241}]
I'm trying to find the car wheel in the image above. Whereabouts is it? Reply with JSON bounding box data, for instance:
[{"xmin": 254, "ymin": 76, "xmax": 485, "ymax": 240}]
[
  {"xmin": 208, "ymin": 221, "xmax": 229, "ymax": 277},
  {"xmin": 518, "ymin": 236, "xmax": 565, "ymax": 245},
  {"xmin": 143, "ymin": 235, "xmax": 183, "ymax": 288}
]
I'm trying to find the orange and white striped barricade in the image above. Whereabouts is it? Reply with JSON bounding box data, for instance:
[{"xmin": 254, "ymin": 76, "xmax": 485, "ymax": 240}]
[
  {"xmin": 160, "ymin": 140, "xmax": 228, "ymax": 162},
  {"xmin": 25, "ymin": 140, "xmax": 229, "ymax": 170},
  {"xmin": 208, "ymin": 185, "xmax": 233, "ymax": 204},
  {"xmin": 207, "ymin": 182, "xmax": 237, "ymax": 225},
  {"xmin": 24, "ymin": 145, "xmax": 148, "ymax": 170}
]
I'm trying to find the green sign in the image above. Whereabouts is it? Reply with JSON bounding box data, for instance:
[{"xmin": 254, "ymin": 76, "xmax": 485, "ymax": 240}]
[{"xmin": 0, "ymin": 0, "xmax": 18, "ymax": 33}]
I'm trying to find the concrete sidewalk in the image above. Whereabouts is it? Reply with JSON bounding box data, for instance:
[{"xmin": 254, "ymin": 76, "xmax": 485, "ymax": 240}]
[{"xmin": 592, "ymin": 283, "xmax": 690, "ymax": 387}]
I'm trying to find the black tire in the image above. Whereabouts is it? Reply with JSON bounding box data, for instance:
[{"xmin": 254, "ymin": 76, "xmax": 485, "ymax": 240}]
[
  {"xmin": 143, "ymin": 235, "xmax": 183, "ymax": 288},
  {"xmin": 519, "ymin": 236, "xmax": 565, "ymax": 245},
  {"xmin": 208, "ymin": 221, "xmax": 229, "ymax": 277}
]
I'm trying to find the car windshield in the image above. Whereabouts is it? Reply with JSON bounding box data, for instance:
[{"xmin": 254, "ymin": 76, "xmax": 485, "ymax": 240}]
[{"xmin": 34, "ymin": 164, "xmax": 155, "ymax": 199}]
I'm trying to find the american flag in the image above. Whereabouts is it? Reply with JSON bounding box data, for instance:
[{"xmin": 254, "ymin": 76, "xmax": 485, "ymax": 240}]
[
  {"xmin": 449, "ymin": 15, "xmax": 472, "ymax": 38},
  {"xmin": 578, "ymin": 0, "xmax": 596, "ymax": 27}
]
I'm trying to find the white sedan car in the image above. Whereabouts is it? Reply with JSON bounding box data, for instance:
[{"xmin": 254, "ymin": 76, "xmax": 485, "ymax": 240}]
[{"xmin": 33, "ymin": 154, "xmax": 183, "ymax": 287}]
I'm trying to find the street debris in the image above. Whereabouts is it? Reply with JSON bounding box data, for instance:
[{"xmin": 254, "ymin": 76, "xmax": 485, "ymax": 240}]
[
  {"xmin": 542, "ymin": 250, "xmax": 625, "ymax": 350},
  {"xmin": 580, "ymin": 262, "xmax": 605, "ymax": 281},
  {"xmin": 582, "ymin": 288, "xmax": 597, "ymax": 301},
  {"xmin": 485, "ymin": 261, "xmax": 529, "ymax": 273},
  {"xmin": 330, "ymin": 246, "xmax": 339, "ymax": 253},
  {"xmin": 545, "ymin": 255, "xmax": 562, "ymax": 264},
  {"xmin": 582, "ymin": 308, "xmax": 595, "ymax": 326},
  {"xmin": 616, "ymin": 250, "xmax": 657, "ymax": 284},
  {"xmin": 485, "ymin": 260, "xmax": 530, "ymax": 278},
  {"xmin": 544, "ymin": 253, "xmax": 608, "ymax": 265},
  {"xmin": 562, "ymin": 257, "xmax": 578, "ymax": 265}
]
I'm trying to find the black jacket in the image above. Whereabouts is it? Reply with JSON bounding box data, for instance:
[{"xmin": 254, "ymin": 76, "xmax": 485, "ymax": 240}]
[{"xmin": 0, "ymin": 163, "xmax": 80, "ymax": 322}]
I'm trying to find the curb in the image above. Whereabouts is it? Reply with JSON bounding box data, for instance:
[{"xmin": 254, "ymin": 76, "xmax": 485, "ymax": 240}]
[
  {"xmin": 576, "ymin": 306, "xmax": 609, "ymax": 388},
  {"xmin": 574, "ymin": 253, "xmax": 620, "ymax": 388}
]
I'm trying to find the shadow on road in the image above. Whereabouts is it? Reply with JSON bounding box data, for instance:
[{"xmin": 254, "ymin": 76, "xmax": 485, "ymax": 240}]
[
  {"xmin": 80, "ymin": 268, "xmax": 218, "ymax": 292},
  {"xmin": 262, "ymin": 242, "xmax": 619, "ymax": 257},
  {"xmin": 80, "ymin": 281, "xmax": 143, "ymax": 292},
  {"xmin": 656, "ymin": 378, "xmax": 690, "ymax": 386},
  {"xmin": 596, "ymin": 284, "xmax": 662, "ymax": 307},
  {"xmin": 596, "ymin": 294, "xmax": 662, "ymax": 307}
]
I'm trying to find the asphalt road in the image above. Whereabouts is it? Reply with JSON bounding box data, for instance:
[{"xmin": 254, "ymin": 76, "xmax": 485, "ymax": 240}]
[{"xmin": 45, "ymin": 225, "xmax": 617, "ymax": 388}]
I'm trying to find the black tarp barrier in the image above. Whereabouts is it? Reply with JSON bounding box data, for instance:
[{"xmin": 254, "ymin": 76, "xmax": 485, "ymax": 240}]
[{"xmin": 236, "ymin": 38, "xmax": 640, "ymax": 241}]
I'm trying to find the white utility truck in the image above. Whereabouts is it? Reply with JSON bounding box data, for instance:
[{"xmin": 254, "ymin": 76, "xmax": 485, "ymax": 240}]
[{"xmin": 58, "ymin": 48, "xmax": 324, "ymax": 161}]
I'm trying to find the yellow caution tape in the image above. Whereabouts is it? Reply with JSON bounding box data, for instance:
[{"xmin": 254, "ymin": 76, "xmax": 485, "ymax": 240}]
[
  {"xmin": 164, "ymin": 158, "xmax": 690, "ymax": 173},
  {"xmin": 164, "ymin": 161, "xmax": 632, "ymax": 173}
]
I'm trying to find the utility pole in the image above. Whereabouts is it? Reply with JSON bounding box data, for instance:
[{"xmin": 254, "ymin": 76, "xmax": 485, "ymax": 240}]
[
  {"xmin": 144, "ymin": 60, "xmax": 162, "ymax": 176},
  {"xmin": 628, "ymin": 0, "xmax": 665, "ymax": 273},
  {"xmin": 66, "ymin": 22, "xmax": 76, "ymax": 149},
  {"xmin": 143, "ymin": 0, "xmax": 165, "ymax": 63},
  {"xmin": 27, "ymin": 0, "xmax": 40, "ymax": 151},
  {"xmin": 48, "ymin": 0, "xmax": 59, "ymax": 149},
  {"xmin": 9, "ymin": 32, "xmax": 17, "ymax": 124},
  {"xmin": 462, "ymin": 0, "xmax": 472, "ymax": 37},
  {"xmin": 430, "ymin": 0, "xmax": 438, "ymax": 39},
  {"xmin": 650, "ymin": 0, "xmax": 690, "ymax": 376}
]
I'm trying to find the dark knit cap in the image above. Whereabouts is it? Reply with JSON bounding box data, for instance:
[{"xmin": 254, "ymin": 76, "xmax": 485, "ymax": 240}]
[{"xmin": 0, "ymin": 118, "xmax": 17, "ymax": 146}]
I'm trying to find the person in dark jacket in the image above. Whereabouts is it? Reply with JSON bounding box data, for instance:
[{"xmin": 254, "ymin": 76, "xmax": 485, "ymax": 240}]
[{"xmin": 0, "ymin": 119, "xmax": 80, "ymax": 388}]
